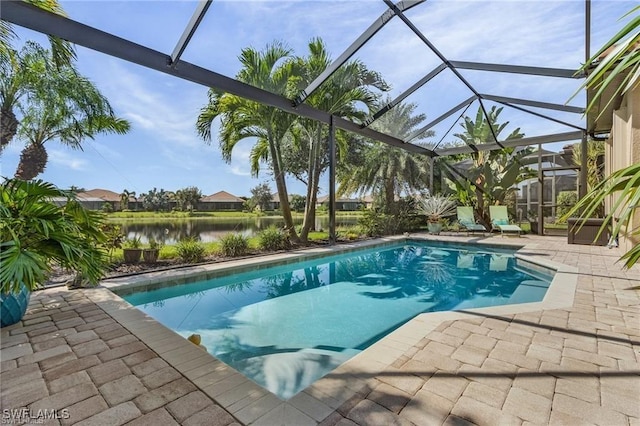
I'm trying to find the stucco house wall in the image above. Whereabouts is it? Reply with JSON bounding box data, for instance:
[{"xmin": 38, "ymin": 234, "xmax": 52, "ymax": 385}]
[{"xmin": 606, "ymin": 85, "xmax": 639, "ymax": 252}]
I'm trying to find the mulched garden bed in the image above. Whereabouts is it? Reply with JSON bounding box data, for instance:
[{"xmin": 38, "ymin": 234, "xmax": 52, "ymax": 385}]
[{"xmin": 42, "ymin": 238, "xmax": 350, "ymax": 289}]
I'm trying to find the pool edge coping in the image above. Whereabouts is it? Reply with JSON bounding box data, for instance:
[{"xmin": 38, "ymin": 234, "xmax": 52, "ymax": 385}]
[{"xmin": 88, "ymin": 234, "xmax": 579, "ymax": 425}]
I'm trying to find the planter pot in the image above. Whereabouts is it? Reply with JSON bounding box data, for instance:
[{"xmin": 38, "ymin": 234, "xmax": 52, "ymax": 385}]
[
  {"xmin": 427, "ymin": 222, "xmax": 443, "ymax": 235},
  {"xmin": 529, "ymin": 221, "xmax": 538, "ymax": 234},
  {"xmin": 1, "ymin": 284, "xmax": 31, "ymax": 327},
  {"xmin": 567, "ymin": 218, "xmax": 610, "ymax": 246},
  {"xmin": 143, "ymin": 248, "xmax": 159, "ymax": 263},
  {"xmin": 123, "ymin": 248, "xmax": 142, "ymax": 263}
]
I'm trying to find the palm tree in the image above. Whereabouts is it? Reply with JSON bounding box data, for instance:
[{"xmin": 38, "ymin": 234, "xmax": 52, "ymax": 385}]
[
  {"xmin": 447, "ymin": 105, "xmax": 529, "ymax": 227},
  {"xmin": 338, "ymin": 100, "xmax": 432, "ymax": 214},
  {"xmin": 290, "ymin": 38, "xmax": 389, "ymax": 241},
  {"xmin": 0, "ymin": 0, "xmax": 75, "ymax": 67},
  {"xmin": 1, "ymin": 43, "xmax": 47, "ymax": 152},
  {"xmin": 12, "ymin": 44, "xmax": 130, "ymax": 180},
  {"xmin": 0, "ymin": 1, "xmax": 76, "ymax": 150},
  {"xmin": 564, "ymin": 5, "xmax": 639, "ymax": 268},
  {"xmin": 120, "ymin": 189, "xmax": 136, "ymax": 210},
  {"xmin": 197, "ymin": 42, "xmax": 300, "ymax": 242},
  {"xmin": 571, "ymin": 5, "xmax": 639, "ymax": 115}
]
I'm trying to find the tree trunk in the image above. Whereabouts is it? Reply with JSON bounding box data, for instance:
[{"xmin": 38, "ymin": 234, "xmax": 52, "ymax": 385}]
[
  {"xmin": 0, "ymin": 108, "xmax": 19, "ymax": 152},
  {"xmin": 384, "ymin": 177, "xmax": 396, "ymax": 215},
  {"xmin": 475, "ymin": 186, "xmax": 491, "ymax": 228},
  {"xmin": 15, "ymin": 142, "xmax": 48, "ymax": 180},
  {"xmin": 301, "ymin": 164, "xmax": 321, "ymax": 242},
  {"xmin": 301, "ymin": 124, "xmax": 322, "ymax": 242},
  {"xmin": 268, "ymin": 136, "xmax": 299, "ymax": 243}
]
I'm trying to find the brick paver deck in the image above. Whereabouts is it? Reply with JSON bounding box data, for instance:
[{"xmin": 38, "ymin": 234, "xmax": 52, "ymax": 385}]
[
  {"xmin": 1, "ymin": 290, "xmax": 240, "ymax": 425},
  {"xmin": 1, "ymin": 235, "xmax": 638, "ymax": 425}
]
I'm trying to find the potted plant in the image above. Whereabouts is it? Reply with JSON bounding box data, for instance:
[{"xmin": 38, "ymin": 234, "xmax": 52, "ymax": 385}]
[
  {"xmin": 122, "ymin": 236, "xmax": 142, "ymax": 263},
  {"xmin": 142, "ymin": 237, "xmax": 162, "ymax": 263},
  {"xmin": 417, "ymin": 194, "xmax": 457, "ymax": 235},
  {"xmin": 0, "ymin": 179, "xmax": 108, "ymax": 327}
]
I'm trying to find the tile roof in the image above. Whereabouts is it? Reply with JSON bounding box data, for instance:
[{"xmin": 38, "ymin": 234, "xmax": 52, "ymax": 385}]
[{"xmin": 201, "ymin": 191, "xmax": 244, "ymax": 203}]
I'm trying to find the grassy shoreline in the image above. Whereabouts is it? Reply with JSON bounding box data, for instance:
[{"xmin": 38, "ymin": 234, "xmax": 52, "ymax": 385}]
[{"xmin": 106, "ymin": 210, "xmax": 364, "ymax": 221}]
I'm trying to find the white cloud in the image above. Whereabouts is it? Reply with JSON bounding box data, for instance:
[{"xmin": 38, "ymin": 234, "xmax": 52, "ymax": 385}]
[
  {"xmin": 48, "ymin": 149, "xmax": 89, "ymax": 171},
  {"xmin": 227, "ymin": 139, "xmax": 257, "ymax": 176},
  {"xmin": 86, "ymin": 57, "xmax": 206, "ymax": 148},
  {"xmin": 229, "ymin": 165, "xmax": 251, "ymax": 177}
]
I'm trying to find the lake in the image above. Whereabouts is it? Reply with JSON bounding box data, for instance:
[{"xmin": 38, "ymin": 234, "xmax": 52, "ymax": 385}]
[{"xmin": 112, "ymin": 216, "xmax": 360, "ymax": 244}]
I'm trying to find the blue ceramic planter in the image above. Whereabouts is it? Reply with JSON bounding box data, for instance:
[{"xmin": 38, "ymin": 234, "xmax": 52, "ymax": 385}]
[{"xmin": 1, "ymin": 284, "xmax": 31, "ymax": 327}]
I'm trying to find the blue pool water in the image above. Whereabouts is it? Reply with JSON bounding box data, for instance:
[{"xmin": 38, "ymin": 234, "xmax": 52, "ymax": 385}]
[{"xmin": 122, "ymin": 241, "xmax": 552, "ymax": 399}]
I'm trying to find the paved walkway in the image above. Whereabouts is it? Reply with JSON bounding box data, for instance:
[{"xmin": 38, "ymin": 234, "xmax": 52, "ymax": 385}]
[
  {"xmin": 1, "ymin": 235, "xmax": 639, "ymax": 425},
  {"xmin": 1, "ymin": 290, "xmax": 240, "ymax": 425},
  {"xmin": 318, "ymin": 236, "xmax": 640, "ymax": 426}
]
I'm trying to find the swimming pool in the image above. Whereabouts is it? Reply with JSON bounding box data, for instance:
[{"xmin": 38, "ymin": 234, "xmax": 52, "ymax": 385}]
[{"xmin": 121, "ymin": 241, "xmax": 552, "ymax": 399}]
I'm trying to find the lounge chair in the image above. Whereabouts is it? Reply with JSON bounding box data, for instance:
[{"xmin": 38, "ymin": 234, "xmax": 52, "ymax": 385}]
[
  {"xmin": 489, "ymin": 206, "xmax": 522, "ymax": 237},
  {"xmin": 456, "ymin": 206, "xmax": 487, "ymax": 235}
]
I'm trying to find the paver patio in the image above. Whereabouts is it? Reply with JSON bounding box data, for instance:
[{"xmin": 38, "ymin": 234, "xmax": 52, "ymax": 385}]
[{"xmin": 1, "ymin": 234, "xmax": 638, "ymax": 425}]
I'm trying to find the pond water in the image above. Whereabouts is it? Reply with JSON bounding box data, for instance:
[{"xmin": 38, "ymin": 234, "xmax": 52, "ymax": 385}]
[{"xmin": 113, "ymin": 216, "xmax": 359, "ymax": 244}]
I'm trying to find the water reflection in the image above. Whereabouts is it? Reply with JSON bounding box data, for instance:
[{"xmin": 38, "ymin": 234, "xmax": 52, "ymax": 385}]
[{"xmin": 116, "ymin": 216, "xmax": 359, "ymax": 243}]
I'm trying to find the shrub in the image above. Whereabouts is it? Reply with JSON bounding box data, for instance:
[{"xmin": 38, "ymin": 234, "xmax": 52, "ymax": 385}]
[
  {"xmin": 257, "ymin": 226, "xmax": 290, "ymax": 251},
  {"xmin": 556, "ymin": 191, "xmax": 578, "ymax": 223},
  {"xmin": 219, "ymin": 233, "xmax": 249, "ymax": 257},
  {"xmin": 176, "ymin": 238, "xmax": 206, "ymax": 263},
  {"xmin": 393, "ymin": 197, "xmax": 423, "ymax": 233},
  {"xmin": 358, "ymin": 209, "xmax": 391, "ymax": 237},
  {"xmin": 337, "ymin": 225, "xmax": 361, "ymax": 241}
]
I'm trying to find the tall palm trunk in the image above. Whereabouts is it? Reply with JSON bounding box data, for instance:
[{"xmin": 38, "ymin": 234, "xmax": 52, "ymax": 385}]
[
  {"xmin": 268, "ymin": 134, "xmax": 299, "ymax": 243},
  {"xmin": 0, "ymin": 107, "xmax": 19, "ymax": 152},
  {"xmin": 15, "ymin": 142, "xmax": 48, "ymax": 180},
  {"xmin": 301, "ymin": 124, "xmax": 322, "ymax": 242},
  {"xmin": 474, "ymin": 174, "xmax": 491, "ymax": 227},
  {"xmin": 384, "ymin": 174, "xmax": 396, "ymax": 215}
]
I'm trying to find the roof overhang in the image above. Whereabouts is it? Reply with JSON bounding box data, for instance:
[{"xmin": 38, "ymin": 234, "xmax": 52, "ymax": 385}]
[{"xmin": 586, "ymin": 69, "xmax": 630, "ymax": 136}]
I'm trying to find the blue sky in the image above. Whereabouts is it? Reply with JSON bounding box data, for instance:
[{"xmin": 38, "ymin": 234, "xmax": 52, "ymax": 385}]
[{"xmin": 1, "ymin": 0, "xmax": 636, "ymax": 198}]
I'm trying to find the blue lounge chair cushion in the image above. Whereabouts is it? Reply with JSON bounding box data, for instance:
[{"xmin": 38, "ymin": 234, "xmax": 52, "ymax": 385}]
[
  {"xmin": 462, "ymin": 223, "xmax": 486, "ymax": 231},
  {"xmin": 493, "ymin": 219, "xmax": 509, "ymax": 226}
]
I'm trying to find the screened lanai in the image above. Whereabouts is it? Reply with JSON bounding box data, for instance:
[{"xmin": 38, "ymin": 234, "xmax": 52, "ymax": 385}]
[{"xmin": 1, "ymin": 0, "xmax": 631, "ymax": 239}]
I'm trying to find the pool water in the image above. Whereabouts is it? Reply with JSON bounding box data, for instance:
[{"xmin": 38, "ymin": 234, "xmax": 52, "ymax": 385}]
[{"xmin": 122, "ymin": 242, "xmax": 552, "ymax": 399}]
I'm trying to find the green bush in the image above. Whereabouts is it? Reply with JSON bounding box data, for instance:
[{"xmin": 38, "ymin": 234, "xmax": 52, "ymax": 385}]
[
  {"xmin": 176, "ymin": 238, "xmax": 206, "ymax": 263},
  {"xmin": 257, "ymin": 226, "xmax": 290, "ymax": 251},
  {"xmin": 219, "ymin": 233, "xmax": 249, "ymax": 257},
  {"xmin": 101, "ymin": 202, "xmax": 113, "ymax": 213},
  {"xmin": 358, "ymin": 199, "xmax": 423, "ymax": 237},
  {"xmin": 555, "ymin": 191, "xmax": 578, "ymax": 223},
  {"xmin": 337, "ymin": 225, "xmax": 361, "ymax": 241},
  {"xmin": 358, "ymin": 209, "xmax": 391, "ymax": 237}
]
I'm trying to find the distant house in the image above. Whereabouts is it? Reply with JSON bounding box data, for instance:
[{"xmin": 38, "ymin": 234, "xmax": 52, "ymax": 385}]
[
  {"xmin": 361, "ymin": 194, "xmax": 374, "ymax": 209},
  {"xmin": 77, "ymin": 189, "xmax": 123, "ymax": 211},
  {"xmin": 270, "ymin": 193, "xmax": 280, "ymax": 210},
  {"xmin": 316, "ymin": 196, "xmax": 364, "ymax": 211},
  {"xmin": 199, "ymin": 191, "xmax": 245, "ymax": 211}
]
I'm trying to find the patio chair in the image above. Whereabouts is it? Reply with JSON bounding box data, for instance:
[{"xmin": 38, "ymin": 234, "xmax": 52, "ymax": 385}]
[
  {"xmin": 456, "ymin": 206, "xmax": 487, "ymax": 235},
  {"xmin": 489, "ymin": 206, "xmax": 522, "ymax": 237}
]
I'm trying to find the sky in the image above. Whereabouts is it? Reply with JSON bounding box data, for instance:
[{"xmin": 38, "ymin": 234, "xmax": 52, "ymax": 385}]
[{"xmin": 1, "ymin": 0, "xmax": 636, "ymax": 198}]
